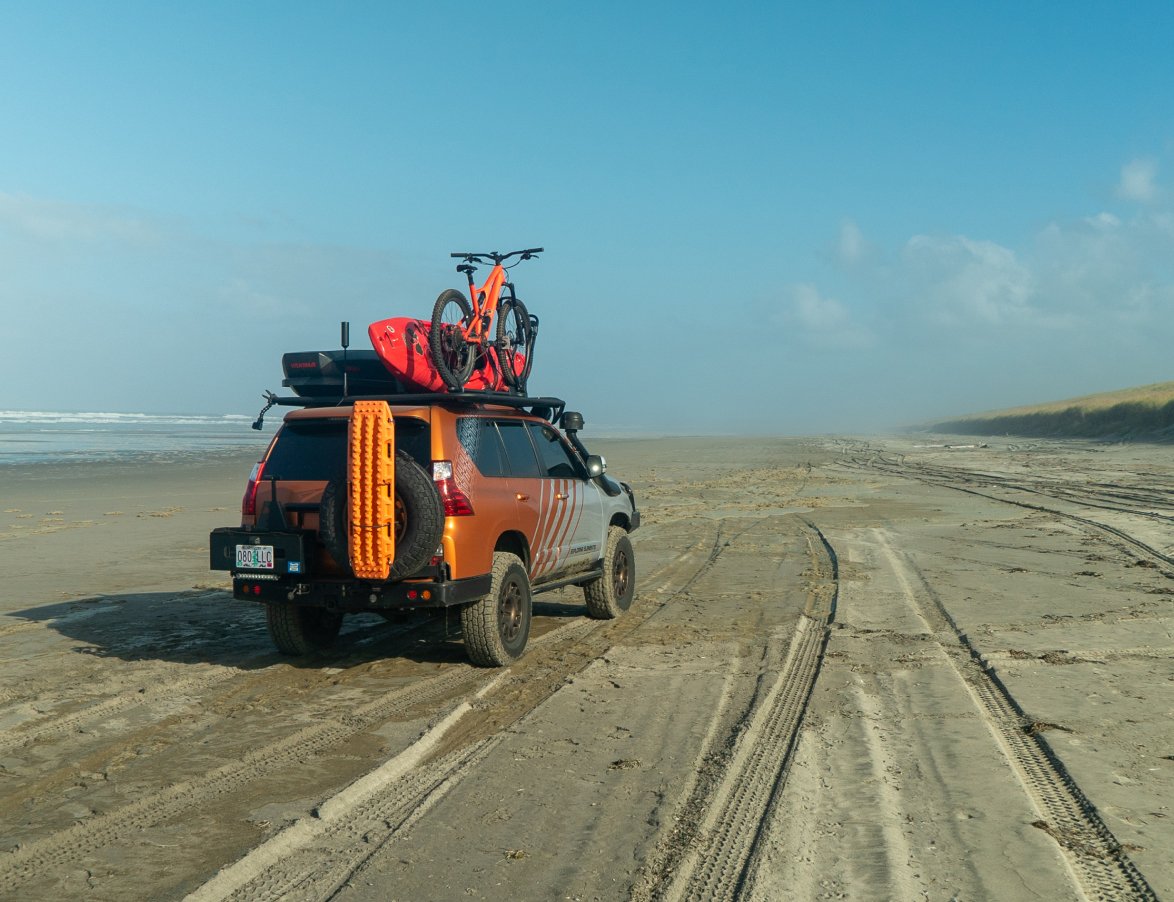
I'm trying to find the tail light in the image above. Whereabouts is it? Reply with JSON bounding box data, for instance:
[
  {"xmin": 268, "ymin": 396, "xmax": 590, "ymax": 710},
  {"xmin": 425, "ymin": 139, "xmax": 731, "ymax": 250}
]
[
  {"xmin": 432, "ymin": 461, "xmax": 474, "ymax": 516},
  {"xmin": 242, "ymin": 461, "xmax": 265, "ymax": 517}
]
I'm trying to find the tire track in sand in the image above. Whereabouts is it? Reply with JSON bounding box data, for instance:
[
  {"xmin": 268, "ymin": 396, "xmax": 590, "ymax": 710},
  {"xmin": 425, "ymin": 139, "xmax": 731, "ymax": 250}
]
[
  {"xmin": 184, "ymin": 525, "xmax": 735, "ymax": 902},
  {"xmin": 874, "ymin": 529, "xmax": 1157, "ymax": 902},
  {"xmin": 1, "ymin": 526, "xmax": 723, "ymax": 898},
  {"xmin": 646, "ymin": 521, "xmax": 839, "ymax": 902}
]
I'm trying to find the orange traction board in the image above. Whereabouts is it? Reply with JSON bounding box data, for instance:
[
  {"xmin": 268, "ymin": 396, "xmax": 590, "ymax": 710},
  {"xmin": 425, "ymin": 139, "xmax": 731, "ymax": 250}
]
[{"xmin": 348, "ymin": 400, "xmax": 396, "ymax": 580}]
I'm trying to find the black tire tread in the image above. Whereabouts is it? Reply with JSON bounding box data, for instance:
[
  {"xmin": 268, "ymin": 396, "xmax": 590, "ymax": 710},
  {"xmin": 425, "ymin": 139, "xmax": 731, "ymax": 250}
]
[
  {"xmin": 429, "ymin": 288, "xmax": 476, "ymax": 391},
  {"xmin": 496, "ymin": 296, "xmax": 534, "ymax": 391},
  {"xmin": 386, "ymin": 451, "xmax": 445, "ymax": 580},
  {"xmin": 584, "ymin": 527, "xmax": 636, "ymax": 619},
  {"xmin": 461, "ymin": 552, "xmax": 532, "ymax": 666},
  {"xmin": 265, "ymin": 604, "xmax": 343, "ymax": 655},
  {"xmin": 319, "ymin": 451, "xmax": 444, "ymax": 581}
]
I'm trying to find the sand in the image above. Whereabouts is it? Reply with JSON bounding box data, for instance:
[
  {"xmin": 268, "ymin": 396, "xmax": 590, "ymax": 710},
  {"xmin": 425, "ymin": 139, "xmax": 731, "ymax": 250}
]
[{"xmin": 0, "ymin": 436, "xmax": 1170, "ymax": 900}]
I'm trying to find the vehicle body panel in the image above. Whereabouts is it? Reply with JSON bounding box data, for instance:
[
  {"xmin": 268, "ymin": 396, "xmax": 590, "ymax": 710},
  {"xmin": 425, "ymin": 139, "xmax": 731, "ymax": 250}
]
[{"xmin": 210, "ymin": 397, "xmax": 638, "ymax": 612}]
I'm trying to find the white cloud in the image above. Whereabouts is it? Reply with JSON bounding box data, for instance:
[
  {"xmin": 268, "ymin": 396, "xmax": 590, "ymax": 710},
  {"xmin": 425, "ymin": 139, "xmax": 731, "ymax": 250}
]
[
  {"xmin": 836, "ymin": 218, "xmax": 868, "ymax": 266},
  {"xmin": 804, "ymin": 182, "xmax": 1174, "ymax": 350},
  {"xmin": 901, "ymin": 234, "xmax": 1036, "ymax": 326},
  {"xmin": 785, "ymin": 283, "xmax": 873, "ymax": 348},
  {"xmin": 0, "ymin": 192, "xmax": 161, "ymax": 244},
  {"xmin": 1116, "ymin": 158, "xmax": 1159, "ymax": 203}
]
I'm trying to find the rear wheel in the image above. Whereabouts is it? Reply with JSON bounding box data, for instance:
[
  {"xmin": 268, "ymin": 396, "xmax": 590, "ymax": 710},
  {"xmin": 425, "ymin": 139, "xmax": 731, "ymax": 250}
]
[
  {"xmin": 496, "ymin": 296, "xmax": 534, "ymax": 392},
  {"xmin": 461, "ymin": 552, "xmax": 532, "ymax": 666},
  {"xmin": 265, "ymin": 604, "xmax": 343, "ymax": 655},
  {"xmin": 319, "ymin": 451, "xmax": 444, "ymax": 581},
  {"xmin": 584, "ymin": 527, "xmax": 635, "ymax": 619},
  {"xmin": 430, "ymin": 289, "xmax": 477, "ymax": 391}
]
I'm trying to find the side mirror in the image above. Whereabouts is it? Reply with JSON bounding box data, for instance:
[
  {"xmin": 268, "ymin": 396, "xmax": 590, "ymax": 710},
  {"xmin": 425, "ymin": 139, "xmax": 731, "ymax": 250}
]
[{"xmin": 585, "ymin": 454, "xmax": 606, "ymax": 478}]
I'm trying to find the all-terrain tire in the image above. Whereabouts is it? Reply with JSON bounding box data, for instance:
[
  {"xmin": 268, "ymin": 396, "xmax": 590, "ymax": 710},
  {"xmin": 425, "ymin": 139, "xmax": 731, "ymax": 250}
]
[
  {"xmin": 430, "ymin": 288, "xmax": 476, "ymax": 391},
  {"xmin": 496, "ymin": 296, "xmax": 534, "ymax": 392},
  {"xmin": 265, "ymin": 604, "xmax": 343, "ymax": 655},
  {"xmin": 461, "ymin": 552, "xmax": 532, "ymax": 666},
  {"xmin": 319, "ymin": 450, "xmax": 444, "ymax": 581},
  {"xmin": 584, "ymin": 526, "xmax": 635, "ymax": 619}
]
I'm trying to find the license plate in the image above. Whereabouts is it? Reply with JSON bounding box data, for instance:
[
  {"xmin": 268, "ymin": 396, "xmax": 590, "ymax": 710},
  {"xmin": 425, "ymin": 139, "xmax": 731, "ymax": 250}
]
[{"xmin": 236, "ymin": 544, "xmax": 275, "ymax": 569}]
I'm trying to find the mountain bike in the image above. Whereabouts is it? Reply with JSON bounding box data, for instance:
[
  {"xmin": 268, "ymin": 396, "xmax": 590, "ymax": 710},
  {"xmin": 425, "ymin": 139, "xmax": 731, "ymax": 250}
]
[{"xmin": 430, "ymin": 248, "xmax": 542, "ymax": 393}]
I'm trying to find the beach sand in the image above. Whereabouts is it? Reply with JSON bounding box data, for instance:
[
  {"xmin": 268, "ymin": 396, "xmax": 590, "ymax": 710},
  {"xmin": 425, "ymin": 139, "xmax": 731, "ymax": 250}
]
[{"xmin": 0, "ymin": 436, "xmax": 1170, "ymax": 900}]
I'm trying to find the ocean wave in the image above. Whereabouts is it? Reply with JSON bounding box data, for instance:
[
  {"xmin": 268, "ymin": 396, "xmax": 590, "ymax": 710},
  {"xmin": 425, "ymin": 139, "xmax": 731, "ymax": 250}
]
[{"xmin": 0, "ymin": 410, "xmax": 252, "ymax": 426}]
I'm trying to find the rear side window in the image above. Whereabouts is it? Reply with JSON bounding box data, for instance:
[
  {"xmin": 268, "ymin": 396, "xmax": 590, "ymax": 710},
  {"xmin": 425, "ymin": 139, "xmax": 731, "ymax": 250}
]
[
  {"xmin": 458, "ymin": 417, "xmax": 509, "ymax": 477},
  {"xmin": 496, "ymin": 420, "xmax": 543, "ymax": 477},
  {"xmin": 528, "ymin": 424, "xmax": 581, "ymax": 478},
  {"xmin": 266, "ymin": 416, "xmax": 430, "ymax": 479}
]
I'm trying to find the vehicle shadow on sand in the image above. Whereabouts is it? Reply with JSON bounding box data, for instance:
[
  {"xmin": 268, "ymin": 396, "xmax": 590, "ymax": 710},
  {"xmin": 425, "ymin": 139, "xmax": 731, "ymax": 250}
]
[{"xmin": 8, "ymin": 589, "xmax": 589, "ymax": 669}]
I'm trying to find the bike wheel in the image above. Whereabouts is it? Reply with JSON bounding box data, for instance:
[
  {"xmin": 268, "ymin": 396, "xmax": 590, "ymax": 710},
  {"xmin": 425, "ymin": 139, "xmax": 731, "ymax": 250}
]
[
  {"xmin": 430, "ymin": 289, "xmax": 476, "ymax": 391},
  {"xmin": 496, "ymin": 296, "xmax": 535, "ymax": 392}
]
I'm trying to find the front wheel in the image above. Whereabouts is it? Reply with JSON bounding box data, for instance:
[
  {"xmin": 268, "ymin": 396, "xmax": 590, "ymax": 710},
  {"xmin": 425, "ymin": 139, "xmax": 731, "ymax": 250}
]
[
  {"xmin": 461, "ymin": 552, "xmax": 532, "ymax": 666},
  {"xmin": 430, "ymin": 289, "xmax": 477, "ymax": 391},
  {"xmin": 495, "ymin": 297, "xmax": 535, "ymax": 392},
  {"xmin": 583, "ymin": 527, "xmax": 635, "ymax": 619}
]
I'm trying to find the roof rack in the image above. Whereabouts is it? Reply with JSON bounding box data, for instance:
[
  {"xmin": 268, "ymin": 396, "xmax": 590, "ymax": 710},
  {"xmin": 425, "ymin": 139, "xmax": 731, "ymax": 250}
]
[{"xmin": 252, "ymin": 390, "xmax": 567, "ymax": 431}]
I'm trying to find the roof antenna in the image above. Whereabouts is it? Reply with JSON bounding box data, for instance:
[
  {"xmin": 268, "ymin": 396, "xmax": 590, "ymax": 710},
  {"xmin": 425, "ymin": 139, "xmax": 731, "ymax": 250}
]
[{"xmin": 341, "ymin": 321, "xmax": 350, "ymax": 398}]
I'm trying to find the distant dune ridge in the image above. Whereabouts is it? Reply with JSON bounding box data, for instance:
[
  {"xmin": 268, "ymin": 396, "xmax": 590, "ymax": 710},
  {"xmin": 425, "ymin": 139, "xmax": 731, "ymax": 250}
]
[{"xmin": 929, "ymin": 381, "xmax": 1174, "ymax": 441}]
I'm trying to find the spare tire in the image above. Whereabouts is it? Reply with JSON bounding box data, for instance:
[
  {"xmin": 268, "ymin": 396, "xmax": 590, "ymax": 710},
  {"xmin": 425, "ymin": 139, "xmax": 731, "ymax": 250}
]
[{"xmin": 320, "ymin": 450, "xmax": 444, "ymax": 581}]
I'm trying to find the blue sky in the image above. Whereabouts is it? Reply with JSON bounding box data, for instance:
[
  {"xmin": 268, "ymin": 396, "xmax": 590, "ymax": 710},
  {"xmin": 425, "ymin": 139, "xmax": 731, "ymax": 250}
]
[{"xmin": 2, "ymin": 2, "xmax": 1172, "ymax": 433}]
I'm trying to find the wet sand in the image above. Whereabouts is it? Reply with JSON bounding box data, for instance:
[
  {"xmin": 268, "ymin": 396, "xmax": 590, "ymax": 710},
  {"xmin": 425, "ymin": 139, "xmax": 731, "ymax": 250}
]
[{"xmin": 0, "ymin": 436, "xmax": 1170, "ymax": 900}]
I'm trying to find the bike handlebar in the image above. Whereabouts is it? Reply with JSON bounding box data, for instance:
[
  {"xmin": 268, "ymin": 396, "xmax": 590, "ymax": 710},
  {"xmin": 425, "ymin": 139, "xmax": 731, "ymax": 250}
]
[{"xmin": 450, "ymin": 247, "xmax": 544, "ymax": 264}]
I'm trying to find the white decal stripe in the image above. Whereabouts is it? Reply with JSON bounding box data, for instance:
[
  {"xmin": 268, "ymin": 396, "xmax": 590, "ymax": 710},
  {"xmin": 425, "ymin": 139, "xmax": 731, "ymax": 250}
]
[
  {"xmin": 538, "ymin": 478, "xmax": 568, "ymax": 578},
  {"xmin": 558, "ymin": 479, "xmax": 577, "ymax": 570},
  {"xmin": 553, "ymin": 480, "xmax": 582, "ymax": 571},
  {"xmin": 532, "ymin": 478, "xmax": 552, "ymax": 576},
  {"xmin": 540, "ymin": 478, "xmax": 564, "ymax": 577},
  {"xmin": 565, "ymin": 481, "xmax": 587, "ymax": 563},
  {"xmin": 545, "ymin": 480, "xmax": 568, "ymax": 576}
]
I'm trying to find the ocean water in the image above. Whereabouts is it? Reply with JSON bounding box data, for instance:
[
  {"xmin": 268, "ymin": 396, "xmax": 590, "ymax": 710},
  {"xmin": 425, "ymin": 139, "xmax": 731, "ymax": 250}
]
[{"xmin": 0, "ymin": 410, "xmax": 277, "ymax": 466}]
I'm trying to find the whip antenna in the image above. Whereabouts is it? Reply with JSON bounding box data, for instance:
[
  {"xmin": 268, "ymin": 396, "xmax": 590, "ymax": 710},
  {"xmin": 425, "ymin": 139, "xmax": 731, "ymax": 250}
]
[{"xmin": 341, "ymin": 321, "xmax": 350, "ymax": 397}]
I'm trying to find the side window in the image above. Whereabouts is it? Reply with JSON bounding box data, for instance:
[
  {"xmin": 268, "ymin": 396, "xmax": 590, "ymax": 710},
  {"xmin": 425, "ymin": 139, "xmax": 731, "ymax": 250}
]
[
  {"xmin": 496, "ymin": 420, "xmax": 543, "ymax": 478},
  {"xmin": 457, "ymin": 417, "xmax": 508, "ymax": 478},
  {"xmin": 528, "ymin": 423, "xmax": 581, "ymax": 479}
]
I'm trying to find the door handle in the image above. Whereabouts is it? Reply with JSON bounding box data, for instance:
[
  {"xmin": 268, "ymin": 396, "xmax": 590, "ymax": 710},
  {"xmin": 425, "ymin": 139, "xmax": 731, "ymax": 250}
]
[
  {"xmin": 516, "ymin": 493, "xmax": 529, "ymax": 501},
  {"xmin": 555, "ymin": 492, "xmax": 569, "ymax": 501}
]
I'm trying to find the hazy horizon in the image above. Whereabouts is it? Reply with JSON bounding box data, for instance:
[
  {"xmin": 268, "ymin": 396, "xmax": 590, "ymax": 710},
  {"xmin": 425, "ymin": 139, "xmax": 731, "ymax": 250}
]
[{"xmin": 2, "ymin": 5, "xmax": 1172, "ymax": 435}]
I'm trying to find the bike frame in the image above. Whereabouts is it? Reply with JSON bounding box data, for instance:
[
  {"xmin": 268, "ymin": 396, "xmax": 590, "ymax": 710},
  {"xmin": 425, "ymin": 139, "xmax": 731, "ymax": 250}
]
[{"xmin": 461, "ymin": 263, "xmax": 509, "ymax": 343}]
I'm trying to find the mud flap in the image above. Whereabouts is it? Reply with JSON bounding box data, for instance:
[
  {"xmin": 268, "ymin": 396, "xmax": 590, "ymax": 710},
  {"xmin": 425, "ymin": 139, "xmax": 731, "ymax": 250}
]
[{"xmin": 348, "ymin": 400, "xmax": 397, "ymax": 580}]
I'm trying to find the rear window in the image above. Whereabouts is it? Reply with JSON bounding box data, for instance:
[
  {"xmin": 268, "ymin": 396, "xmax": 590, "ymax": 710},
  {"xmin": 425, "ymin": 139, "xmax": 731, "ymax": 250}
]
[{"xmin": 265, "ymin": 416, "xmax": 430, "ymax": 480}]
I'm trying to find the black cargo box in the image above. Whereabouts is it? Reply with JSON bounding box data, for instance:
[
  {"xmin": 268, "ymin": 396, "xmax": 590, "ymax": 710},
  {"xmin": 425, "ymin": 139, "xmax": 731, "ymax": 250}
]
[{"xmin": 281, "ymin": 350, "xmax": 409, "ymax": 398}]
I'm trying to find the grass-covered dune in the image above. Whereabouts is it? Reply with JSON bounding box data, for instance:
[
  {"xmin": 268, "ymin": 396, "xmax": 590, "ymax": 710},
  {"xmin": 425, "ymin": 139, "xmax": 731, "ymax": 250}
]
[{"xmin": 929, "ymin": 381, "xmax": 1174, "ymax": 441}]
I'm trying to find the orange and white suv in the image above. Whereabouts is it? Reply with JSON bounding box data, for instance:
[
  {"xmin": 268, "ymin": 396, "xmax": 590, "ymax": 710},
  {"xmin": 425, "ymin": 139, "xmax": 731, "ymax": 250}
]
[{"xmin": 210, "ymin": 392, "xmax": 639, "ymax": 666}]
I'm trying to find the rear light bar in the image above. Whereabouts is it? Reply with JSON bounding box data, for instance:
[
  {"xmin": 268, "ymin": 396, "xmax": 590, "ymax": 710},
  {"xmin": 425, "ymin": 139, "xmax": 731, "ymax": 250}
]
[
  {"xmin": 432, "ymin": 460, "xmax": 474, "ymax": 516},
  {"xmin": 242, "ymin": 461, "xmax": 265, "ymax": 517}
]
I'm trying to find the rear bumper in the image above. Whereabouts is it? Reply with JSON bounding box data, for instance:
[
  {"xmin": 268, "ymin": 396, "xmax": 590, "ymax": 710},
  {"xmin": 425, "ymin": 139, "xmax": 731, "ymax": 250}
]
[
  {"xmin": 211, "ymin": 526, "xmax": 492, "ymax": 610},
  {"xmin": 229, "ymin": 572, "xmax": 492, "ymax": 610},
  {"xmin": 210, "ymin": 527, "xmax": 309, "ymax": 576}
]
